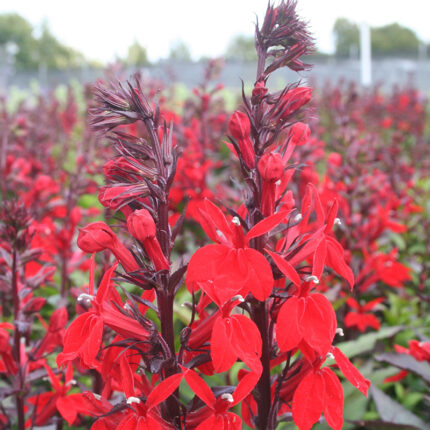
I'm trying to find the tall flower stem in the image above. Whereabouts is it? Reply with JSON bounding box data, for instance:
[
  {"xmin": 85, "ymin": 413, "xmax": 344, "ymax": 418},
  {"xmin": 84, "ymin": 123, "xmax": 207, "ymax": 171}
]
[{"xmin": 12, "ymin": 249, "xmax": 25, "ymax": 430}]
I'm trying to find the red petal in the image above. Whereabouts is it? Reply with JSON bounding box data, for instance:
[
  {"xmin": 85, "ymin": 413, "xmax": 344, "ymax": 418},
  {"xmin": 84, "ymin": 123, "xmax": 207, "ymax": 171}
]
[
  {"xmin": 325, "ymin": 237, "xmax": 354, "ymax": 289},
  {"xmin": 312, "ymin": 239, "xmax": 327, "ymax": 279},
  {"xmin": 325, "ymin": 199, "xmax": 339, "ymax": 233},
  {"xmin": 241, "ymin": 248, "xmax": 274, "ymax": 301},
  {"xmin": 331, "ymin": 346, "xmax": 370, "ymax": 396},
  {"xmin": 302, "ymin": 294, "xmax": 337, "ymax": 355},
  {"xmin": 231, "ymin": 315, "xmax": 262, "ymax": 366},
  {"xmin": 197, "ymin": 199, "xmax": 232, "ymax": 245},
  {"xmin": 181, "ymin": 367, "xmax": 216, "ymax": 408},
  {"xmin": 321, "ymin": 368, "xmax": 344, "ymax": 430},
  {"xmin": 276, "ymin": 296, "xmax": 305, "ymax": 352},
  {"xmin": 56, "ymin": 396, "xmax": 78, "ymax": 425},
  {"xmin": 245, "ymin": 210, "xmax": 291, "ymax": 244},
  {"xmin": 186, "ymin": 244, "xmax": 229, "ymax": 293},
  {"xmin": 146, "ymin": 372, "xmax": 183, "ymax": 410},
  {"xmin": 292, "ymin": 371, "xmax": 325, "ymax": 430},
  {"xmin": 266, "ymin": 249, "xmax": 301, "ymax": 287},
  {"xmin": 211, "ymin": 316, "xmax": 237, "ymax": 372}
]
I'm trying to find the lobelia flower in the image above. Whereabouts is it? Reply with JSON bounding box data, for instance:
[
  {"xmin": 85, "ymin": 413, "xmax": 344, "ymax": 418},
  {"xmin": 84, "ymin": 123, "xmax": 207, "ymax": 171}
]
[
  {"xmin": 291, "ymin": 346, "xmax": 370, "ymax": 430},
  {"xmin": 182, "ymin": 365, "xmax": 260, "ymax": 430},
  {"xmin": 127, "ymin": 209, "xmax": 170, "ymax": 271},
  {"xmin": 27, "ymin": 363, "xmax": 89, "ymax": 426},
  {"xmin": 57, "ymin": 257, "xmax": 152, "ymax": 369},
  {"xmin": 186, "ymin": 198, "xmax": 275, "ymax": 306},
  {"xmin": 344, "ymin": 297, "xmax": 384, "ymax": 332}
]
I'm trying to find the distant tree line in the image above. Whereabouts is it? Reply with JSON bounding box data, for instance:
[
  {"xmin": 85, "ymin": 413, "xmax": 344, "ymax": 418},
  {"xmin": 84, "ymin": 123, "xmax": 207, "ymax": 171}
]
[
  {"xmin": 1, "ymin": 12, "xmax": 427, "ymax": 71},
  {"xmin": 333, "ymin": 18, "xmax": 427, "ymax": 58}
]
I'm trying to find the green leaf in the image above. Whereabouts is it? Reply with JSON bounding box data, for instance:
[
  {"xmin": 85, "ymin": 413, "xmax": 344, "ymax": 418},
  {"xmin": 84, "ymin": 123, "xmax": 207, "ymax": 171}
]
[{"xmin": 335, "ymin": 326, "xmax": 404, "ymax": 358}]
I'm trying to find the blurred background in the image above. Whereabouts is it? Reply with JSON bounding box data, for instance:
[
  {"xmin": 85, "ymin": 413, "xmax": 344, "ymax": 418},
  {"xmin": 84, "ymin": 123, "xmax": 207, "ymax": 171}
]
[{"xmin": 0, "ymin": 0, "xmax": 429, "ymax": 93}]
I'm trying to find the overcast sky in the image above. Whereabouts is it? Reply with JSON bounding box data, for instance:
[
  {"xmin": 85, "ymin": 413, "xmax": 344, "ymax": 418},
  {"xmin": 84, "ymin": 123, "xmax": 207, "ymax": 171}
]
[{"xmin": 1, "ymin": 0, "xmax": 429, "ymax": 62}]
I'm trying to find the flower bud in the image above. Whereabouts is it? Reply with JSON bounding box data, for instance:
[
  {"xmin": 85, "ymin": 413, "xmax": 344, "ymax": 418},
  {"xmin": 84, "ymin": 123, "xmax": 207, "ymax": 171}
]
[
  {"xmin": 77, "ymin": 222, "xmax": 116, "ymax": 253},
  {"xmin": 228, "ymin": 111, "xmax": 250, "ymax": 140},
  {"xmin": 280, "ymin": 87, "xmax": 312, "ymax": 119},
  {"xmin": 258, "ymin": 152, "xmax": 284, "ymax": 182},
  {"xmin": 251, "ymin": 81, "xmax": 268, "ymax": 104},
  {"xmin": 288, "ymin": 122, "xmax": 310, "ymax": 146},
  {"xmin": 127, "ymin": 209, "xmax": 156, "ymax": 241}
]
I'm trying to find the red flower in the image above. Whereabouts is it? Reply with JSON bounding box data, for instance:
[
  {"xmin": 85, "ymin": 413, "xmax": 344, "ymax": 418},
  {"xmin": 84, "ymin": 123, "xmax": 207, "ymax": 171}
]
[
  {"xmin": 182, "ymin": 366, "xmax": 260, "ymax": 430},
  {"xmin": 186, "ymin": 199, "xmax": 274, "ymax": 306},
  {"xmin": 345, "ymin": 297, "xmax": 384, "ymax": 332},
  {"xmin": 27, "ymin": 363, "xmax": 89, "ymax": 426}
]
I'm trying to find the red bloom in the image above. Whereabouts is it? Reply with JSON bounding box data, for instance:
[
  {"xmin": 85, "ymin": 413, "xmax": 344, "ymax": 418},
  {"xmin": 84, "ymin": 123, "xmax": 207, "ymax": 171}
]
[
  {"xmin": 186, "ymin": 199, "xmax": 274, "ymax": 306},
  {"xmin": 344, "ymin": 297, "xmax": 384, "ymax": 332},
  {"xmin": 27, "ymin": 363, "xmax": 89, "ymax": 426}
]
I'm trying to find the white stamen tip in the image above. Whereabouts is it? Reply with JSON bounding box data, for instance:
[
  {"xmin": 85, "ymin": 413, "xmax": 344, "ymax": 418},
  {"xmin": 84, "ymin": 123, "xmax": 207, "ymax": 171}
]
[
  {"xmin": 93, "ymin": 393, "xmax": 102, "ymax": 401},
  {"xmin": 66, "ymin": 379, "xmax": 77, "ymax": 387},
  {"xmin": 294, "ymin": 213, "xmax": 303, "ymax": 222},
  {"xmin": 232, "ymin": 216, "xmax": 240, "ymax": 226},
  {"xmin": 231, "ymin": 295, "xmax": 245, "ymax": 303},
  {"xmin": 221, "ymin": 393, "xmax": 234, "ymax": 403},
  {"xmin": 304, "ymin": 275, "xmax": 319, "ymax": 284},
  {"xmin": 326, "ymin": 352, "xmax": 335, "ymax": 360},
  {"xmin": 124, "ymin": 303, "xmax": 132, "ymax": 311},
  {"xmin": 127, "ymin": 396, "xmax": 141, "ymax": 405},
  {"xmin": 336, "ymin": 328, "xmax": 344, "ymax": 337},
  {"xmin": 77, "ymin": 293, "xmax": 95, "ymax": 302},
  {"xmin": 275, "ymin": 179, "xmax": 281, "ymax": 186},
  {"xmin": 334, "ymin": 218, "xmax": 342, "ymax": 226}
]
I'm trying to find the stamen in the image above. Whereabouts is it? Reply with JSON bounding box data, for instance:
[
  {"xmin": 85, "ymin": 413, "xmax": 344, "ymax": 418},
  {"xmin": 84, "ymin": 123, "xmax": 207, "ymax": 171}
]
[
  {"xmin": 304, "ymin": 275, "xmax": 319, "ymax": 284},
  {"xmin": 221, "ymin": 393, "xmax": 234, "ymax": 403},
  {"xmin": 232, "ymin": 216, "xmax": 240, "ymax": 226},
  {"xmin": 127, "ymin": 396, "xmax": 141, "ymax": 405},
  {"xmin": 336, "ymin": 328, "xmax": 344, "ymax": 337},
  {"xmin": 294, "ymin": 213, "xmax": 303, "ymax": 222},
  {"xmin": 77, "ymin": 293, "xmax": 95, "ymax": 302}
]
